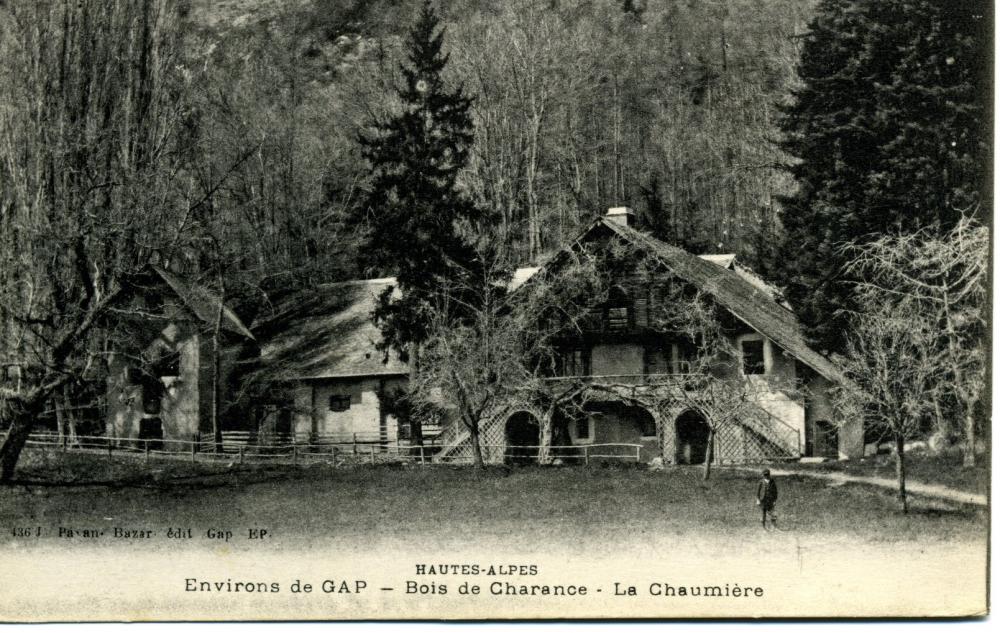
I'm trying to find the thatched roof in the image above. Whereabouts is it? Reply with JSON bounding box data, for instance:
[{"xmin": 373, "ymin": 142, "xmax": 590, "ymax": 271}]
[
  {"xmin": 597, "ymin": 219, "xmax": 843, "ymax": 382},
  {"xmin": 150, "ymin": 266, "xmax": 254, "ymax": 340},
  {"xmin": 252, "ymin": 278, "xmax": 407, "ymax": 381}
]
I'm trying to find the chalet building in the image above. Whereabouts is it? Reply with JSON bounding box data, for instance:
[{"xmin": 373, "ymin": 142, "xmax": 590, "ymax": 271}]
[
  {"xmin": 249, "ymin": 207, "xmax": 862, "ymax": 465},
  {"xmin": 249, "ymin": 278, "xmax": 409, "ymax": 446},
  {"xmin": 104, "ymin": 266, "xmax": 255, "ymax": 445}
]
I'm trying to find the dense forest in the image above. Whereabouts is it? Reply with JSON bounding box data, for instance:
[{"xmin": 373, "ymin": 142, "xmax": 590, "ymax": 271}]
[{"xmin": 182, "ymin": 0, "xmax": 814, "ymax": 288}]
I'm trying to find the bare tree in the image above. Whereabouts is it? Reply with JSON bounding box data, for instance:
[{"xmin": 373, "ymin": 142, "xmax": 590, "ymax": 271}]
[
  {"xmin": 0, "ymin": 0, "xmax": 193, "ymax": 480},
  {"xmin": 844, "ymin": 215, "xmax": 989, "ymax": 467},
  {"xmin": 404, "ymin": 235, "xmax": 616, "ymax": 467},
  {"xmin": 833, "ymin": 304, "xmax": 941, "ymax": 513}
]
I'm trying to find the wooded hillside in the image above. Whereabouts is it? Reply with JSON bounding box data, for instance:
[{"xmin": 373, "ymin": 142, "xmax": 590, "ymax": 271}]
[{"xmin": 184, "ymin": 0, "xmax": 815, "ymax": 282}]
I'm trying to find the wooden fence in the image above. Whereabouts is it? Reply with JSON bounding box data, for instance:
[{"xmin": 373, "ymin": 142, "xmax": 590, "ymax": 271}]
[{"xmin": 24, "ymin": 432, "xmax": 644, "ymax": 466}]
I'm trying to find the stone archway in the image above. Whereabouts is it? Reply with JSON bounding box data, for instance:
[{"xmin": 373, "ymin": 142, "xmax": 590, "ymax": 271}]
[
  {"xmin": 504, "ymin": 411, "xmax": 541, "ymax": 465},
  {"xmin": 675, "ymin": 409, "xmax": 711, "ymax": 465}
]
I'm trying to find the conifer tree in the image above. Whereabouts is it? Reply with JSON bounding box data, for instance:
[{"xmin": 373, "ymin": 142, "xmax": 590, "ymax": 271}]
[
  {"xmin": 773, "ymin": 0, "xmax": 989, "ymax": 353},
  {"xmin": 358, "ymin": 0, "xmax": 482, "ymax": 357}
]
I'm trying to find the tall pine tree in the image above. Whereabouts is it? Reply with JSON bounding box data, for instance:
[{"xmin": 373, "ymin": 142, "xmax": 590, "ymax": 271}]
[
  {"xmin": 773, "ymin": 0, "xmax": 990, "ymax": 353},
  {"xmin": 358, "ymin": 1, "xmax": 483, "ymax": 357}
]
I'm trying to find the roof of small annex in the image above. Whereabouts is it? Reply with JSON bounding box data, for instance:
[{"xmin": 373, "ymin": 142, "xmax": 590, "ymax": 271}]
[
  {"xmin": 251, "ymin": 277, "xmax": 407, "ymax": 381},
  {"xmin": 150, "ymin": 266, "xmax": 255, "ymax": 340}
]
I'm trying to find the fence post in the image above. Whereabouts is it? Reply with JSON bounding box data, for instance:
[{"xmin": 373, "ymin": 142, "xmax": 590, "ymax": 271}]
[
  {"xmin": 239, "ymin": 446, "xmax": 244, "ymax": 465},
  {"xmin": 584, "ymin": 445, "xmax": 589, "ymax": 466},
  {"xmin": 107, "ymin": 438, "xmax": 113, "ymax": 462},
  {"xmin": 420, "ymin": 445, "xmax": 425, "ymax": 465},
  {"xmin": 353, "ymin": 433, "xmax": 358, "ymax": 455},
  {"xmin": 369, "ymin": 444, "xmax": 375, "ymax": 466},
  {"xmin": 292, "ymin": 445, "xmax": 298, "ymax": 465},
  {"xmin": 145, "ymin": 440, "xmax": 150, "ymax": 465},
  {"xmin": 191, "ymin": 439, "xmax": 196, "ymax": 463},
  {"xmin": 636, "ymin": 445, "xmax": 641, "ymax": 463}
]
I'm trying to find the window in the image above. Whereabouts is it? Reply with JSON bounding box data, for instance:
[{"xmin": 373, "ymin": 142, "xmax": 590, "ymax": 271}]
[
  {"xmin": 741, "ymin": 339, "xmax": 766, "ymax": 375},
  {"xmin": 575, "ymin": 417, "xmax": 592, "ymax": 442},
  {"xmin": 559, "ymin": 349, "xmax": 590, "ymax": 377},
  {"xmin": 643, "ymin": 346, "xmax": 669, "ymax": 376},
  {"xmin": 607, "ymin": 307, "xmax": 629, "ymax": 331},
  {"xmin": 675, "ymin": 342, "xmax": 695, "ymax": 374},
  {"xmin": 329, "ymin": 395, "xmax": 351, "ymax": 412},
  {"xmin": 604, "ymin": 286, "xmax": 632, "ymax": 331},
  {"xmin": 152, "ymin": 350, "xmax": 180, "ymax": 377}
]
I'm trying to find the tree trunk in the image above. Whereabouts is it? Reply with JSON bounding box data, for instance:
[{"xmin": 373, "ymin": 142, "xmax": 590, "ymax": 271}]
[
  {"xmin": 932, "ymin": 397, "xmax": 945, "ymax": 441},
  {"xmin": 212, "ymin": 280, "xmax": 224, "ymax": 454},
  {"xmin": 469, "ymin": 420, "xmax": 484, "ymax": 468},
  {"xmin": 702, "ymin": 427, "xmax": 715, "ymax": 481},
  {"xmin": 0, "ymin": 405, "xmax": 39, "ymax": 482},
  {"xmin": 55, "ymin": 384, "xmax": 78, "ymax": 448},
  {"xmin": 55, "ymin": 394, "xmax": 68, "ymax": 447},
  {"xmin": 537, "ymin": 409, "xmax": 553, "ymax": 465},
  {"xmin": 895, "ymin": 434, "xmax": 908, "ymax": 514},
  {"xmin": 410, "ymin": 344, "xmax": 423, "ymax": 448},
  {"xmin": 212, "ymin": 326, "xmax": 223, "ymax": 453},
  {"xmin": 963, "ymin": 410, "xmax": 976, "ymax": 468}
]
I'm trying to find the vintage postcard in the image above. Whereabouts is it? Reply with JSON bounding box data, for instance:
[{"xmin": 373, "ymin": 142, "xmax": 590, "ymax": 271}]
[{"xmin": 0, "ymin": 0, "xmax": 990, "ymax": 622}]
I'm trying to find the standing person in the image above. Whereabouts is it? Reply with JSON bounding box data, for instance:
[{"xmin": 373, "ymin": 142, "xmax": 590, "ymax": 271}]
[{"xmin": 756, "ymin": 468, "xmax": 779, "ymax": 529}]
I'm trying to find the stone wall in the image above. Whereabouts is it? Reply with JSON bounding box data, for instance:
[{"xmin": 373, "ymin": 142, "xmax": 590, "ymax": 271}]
[
  {"xmin": 291, "ymin": 376, "xmax": 406, "ymax": 442},
  {"xmin": 105, "ymin": 322, "xmax": 202, "ymax": 442},
  {"xmin": 160, "ymin": 327, "xmax": 200, "ymax": 440}
]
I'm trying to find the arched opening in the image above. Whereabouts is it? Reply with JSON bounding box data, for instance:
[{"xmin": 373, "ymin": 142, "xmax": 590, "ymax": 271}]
[
  {"xmin": 505, "ymin": 411, "xmax": 541, "ymax": 465},
  {"xmin": 813, "ymin": 420, "xmax": 839, "ymax": 458},
  {"xmin": 675, "ymin": 410, "xmax": 710, "ymax": 465},
  {"xmin": 632, "ymin": 408, "xmax": 657, "ymax": 440}
]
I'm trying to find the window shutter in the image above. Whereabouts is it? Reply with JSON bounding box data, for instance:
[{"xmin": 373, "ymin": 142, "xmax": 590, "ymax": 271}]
[{"xmin": 635, "ymin": 293, "xmax": 648, "ymax": 328}]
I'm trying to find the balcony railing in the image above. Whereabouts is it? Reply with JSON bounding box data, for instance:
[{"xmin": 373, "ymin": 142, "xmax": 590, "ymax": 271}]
[{"xmin": 542, "ymin": 372, "xmax": 706, "ymax": 388}]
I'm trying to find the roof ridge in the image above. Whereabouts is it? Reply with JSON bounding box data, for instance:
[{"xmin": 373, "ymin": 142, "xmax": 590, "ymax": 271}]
[{"xmin": 317, "ymin": 276, "xmax": 397, "ymax": 288}]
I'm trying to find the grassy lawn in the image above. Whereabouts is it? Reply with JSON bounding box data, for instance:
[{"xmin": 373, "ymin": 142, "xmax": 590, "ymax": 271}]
[
  {"xmin": 777, "ymin": 451, "xmax": 990, "ymax": 496},
  {"xmin": 0, "ymin": 450, "xmax": 986, "ymax": 553}
]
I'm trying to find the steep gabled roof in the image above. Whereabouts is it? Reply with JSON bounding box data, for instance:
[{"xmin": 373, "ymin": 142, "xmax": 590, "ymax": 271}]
[
  {"xmin": 698, "ymin": 254, "xmax": 793, "ymax": 310},
  {"xmin": 150, "ymin": 266, "xmax": 254, "ymax": 340},
  {"xmin": 252, "ymin": 278, "xmax": 407, "ymax": 381},
  {"xmin": 595, "ymin": 219, "xmax": 843, "ymax": 382},
  {"xmin": 247, "ymin": 218, "xmax": 842, "ymax": 385}
]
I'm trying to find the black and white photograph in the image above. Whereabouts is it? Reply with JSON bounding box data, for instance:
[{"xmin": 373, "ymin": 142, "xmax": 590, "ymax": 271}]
[{"xmin": 0, "ymin": 0, "xmax": 990, "ymax": 621}]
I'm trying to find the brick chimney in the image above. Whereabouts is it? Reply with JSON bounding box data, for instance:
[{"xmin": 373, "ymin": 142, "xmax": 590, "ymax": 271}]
[{"xmin": 606, "ymin": 206, "xmax": 635, "ymax": 227}]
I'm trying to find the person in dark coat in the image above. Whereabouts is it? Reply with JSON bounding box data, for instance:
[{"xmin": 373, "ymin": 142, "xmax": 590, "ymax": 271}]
[{"xmin": 756, "ymin": 468, "xmax": 779, "ymax": 529}]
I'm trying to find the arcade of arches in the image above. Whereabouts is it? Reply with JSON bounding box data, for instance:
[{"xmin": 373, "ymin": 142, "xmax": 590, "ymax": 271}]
[{"xmin": 499, "ymin": 401, "xmax": 721, "ymax": 465}]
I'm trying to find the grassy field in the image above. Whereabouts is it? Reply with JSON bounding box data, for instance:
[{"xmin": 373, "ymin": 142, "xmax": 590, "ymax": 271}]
[{"xmin": 0, "ymin": 450, "xmax": 987, "ymax": 553}]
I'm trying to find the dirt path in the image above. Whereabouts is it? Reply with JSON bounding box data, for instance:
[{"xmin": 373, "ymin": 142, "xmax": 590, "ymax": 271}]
[{"xmin": 753, "ymin": 467, "xmax": 987, "ymax": 507}]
